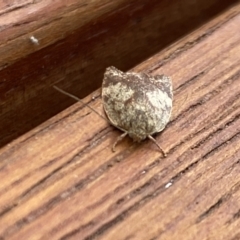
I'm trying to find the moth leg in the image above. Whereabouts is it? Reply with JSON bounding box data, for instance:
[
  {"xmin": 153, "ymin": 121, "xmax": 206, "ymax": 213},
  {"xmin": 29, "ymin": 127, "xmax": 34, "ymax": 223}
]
[
  {"xmin": 147, "ymin": 135, "xmax": 167, "ymax": 157},
  {"xmin": 112, "ymin": 132, "xmax": 128, "ymax": 152}
]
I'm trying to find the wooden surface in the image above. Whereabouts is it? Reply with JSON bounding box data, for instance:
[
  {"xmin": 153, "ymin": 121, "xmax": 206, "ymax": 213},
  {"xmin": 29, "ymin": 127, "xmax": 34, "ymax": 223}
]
[
  {"xmin": 1, "ymin": 3, "xmax": 240, "ymax": 240},
  {"xmin": 0, "ymin": 0, "xmax": 237, "ymax": 148}
]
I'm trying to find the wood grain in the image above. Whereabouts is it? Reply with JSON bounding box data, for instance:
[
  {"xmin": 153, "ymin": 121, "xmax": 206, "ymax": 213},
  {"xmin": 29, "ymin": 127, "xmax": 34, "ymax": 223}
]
[
  {"xmin": 1, "ymin": 3, "xmax": 240, "ymax": 240},
  {"xmin": 0, "ymin": 0, "xmax": 237, "ymax": 148}
]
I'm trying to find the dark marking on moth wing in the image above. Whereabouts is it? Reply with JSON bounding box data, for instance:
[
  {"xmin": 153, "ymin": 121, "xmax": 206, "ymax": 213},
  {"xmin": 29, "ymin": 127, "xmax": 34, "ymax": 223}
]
[{"xmin": 102, "ymin": 66, "xmax": 173, "ymax": 156}]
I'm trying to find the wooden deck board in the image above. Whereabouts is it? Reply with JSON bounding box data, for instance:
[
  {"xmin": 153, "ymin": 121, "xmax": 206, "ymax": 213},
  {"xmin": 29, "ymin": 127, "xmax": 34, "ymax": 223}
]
[{"xmin": 0, "ymin": 3, "xmax": 240, "ymax": 240}]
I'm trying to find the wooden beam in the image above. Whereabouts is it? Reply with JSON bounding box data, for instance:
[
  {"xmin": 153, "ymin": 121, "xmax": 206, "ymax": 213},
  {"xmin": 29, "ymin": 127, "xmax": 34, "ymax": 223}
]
[{"xmin": 0, "ymin": 0, "xmax": 237, "ymax": 147}]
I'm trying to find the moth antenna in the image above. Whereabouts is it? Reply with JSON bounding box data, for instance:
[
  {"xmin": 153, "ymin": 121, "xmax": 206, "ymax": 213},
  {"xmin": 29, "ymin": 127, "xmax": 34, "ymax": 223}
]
[
  {"xmin": 112, "ymin": 132, "xmax": 128, "ymax": 152},
  {"xmin": 53, "ymin": 85, "xmax": 107, "ymax": 121},
  {"xmin": 147, "ymin": 135, "xmax": 167, "ymax": 157}
]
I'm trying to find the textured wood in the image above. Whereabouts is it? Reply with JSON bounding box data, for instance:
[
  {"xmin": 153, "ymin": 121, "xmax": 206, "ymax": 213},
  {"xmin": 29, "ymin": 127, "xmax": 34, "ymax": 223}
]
[
  {"xmin": 0, "ymin": 0, "xmax": 237, "ymax": 148},
  {"xmin": 1, "ymin": 3, "xmax": 240, "ymax": 240}
]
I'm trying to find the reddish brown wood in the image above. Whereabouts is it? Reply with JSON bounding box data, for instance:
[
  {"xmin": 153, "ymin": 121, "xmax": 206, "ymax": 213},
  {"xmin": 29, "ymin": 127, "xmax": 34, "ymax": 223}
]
[
  {"xmin": 0, "ymin": 0, "xmax": 237, "ymax": 148},
  {"xmin": 0, "ymin": 3, "xmax": 240, "ymax": 239}
]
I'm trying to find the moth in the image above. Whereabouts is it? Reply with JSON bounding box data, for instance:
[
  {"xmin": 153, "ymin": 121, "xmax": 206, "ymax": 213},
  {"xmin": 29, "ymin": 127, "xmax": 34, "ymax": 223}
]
[
  {"xmin": 54, "ymin": 66, "xmax": 173, "ymax": 156},
  {"xmin": 102, "ymin": 66, "xmax": 172, "ymax": 156}
]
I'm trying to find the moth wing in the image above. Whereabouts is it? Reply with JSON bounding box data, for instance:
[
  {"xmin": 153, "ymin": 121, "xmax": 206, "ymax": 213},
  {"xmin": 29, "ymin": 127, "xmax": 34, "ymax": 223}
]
[{"xmin": 144, "ymin": 74, "xmax": 173, "ymax": 133}]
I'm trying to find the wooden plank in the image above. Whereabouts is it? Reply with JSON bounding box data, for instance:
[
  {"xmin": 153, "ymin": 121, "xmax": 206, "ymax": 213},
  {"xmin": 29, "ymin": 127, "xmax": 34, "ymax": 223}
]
[
  {"xmin": 0, "ymin": 0, "xmax": 238, "ymax": 148},
  {"xmin": 1, "ymin": 3, "xmax": 240, "ymax": 240}
]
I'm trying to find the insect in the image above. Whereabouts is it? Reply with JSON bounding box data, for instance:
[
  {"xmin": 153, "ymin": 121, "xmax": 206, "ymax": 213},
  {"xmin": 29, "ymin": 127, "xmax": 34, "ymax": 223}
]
[
  {"xmin": 102, "ymin": 66, "xmax": 172, "ymax": 156},
  {"xmin": 54, "ymin": 66, "xmax": 172, "ymax": 156}
]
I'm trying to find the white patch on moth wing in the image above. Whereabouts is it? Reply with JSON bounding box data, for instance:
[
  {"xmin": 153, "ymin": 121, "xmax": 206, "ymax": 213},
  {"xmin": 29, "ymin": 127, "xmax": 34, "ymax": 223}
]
[
  {"xmin": 145, "ymin": 89, "xmax": 173, "ymax": 133},
  {"xmin": 146, "ymin": 89, "xmax": 172, "ymax": 110},
  {"xmin": 109, "ymin": 71, "xmax": 121, "ymax": 77},
  {"xmin": 106, "ymin": 67, "xmax": 124, "ymax": 78},
  {"xmin": 102, "ymin": 82, "xmax": 135, "ymax": 127},
  {"xmin": 113, "ymin": 101, "xmax": 125, "ymax": 112},
  {"xmin": 103, "ymin": 82, "xmax": 134, "ymax": 102}
]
